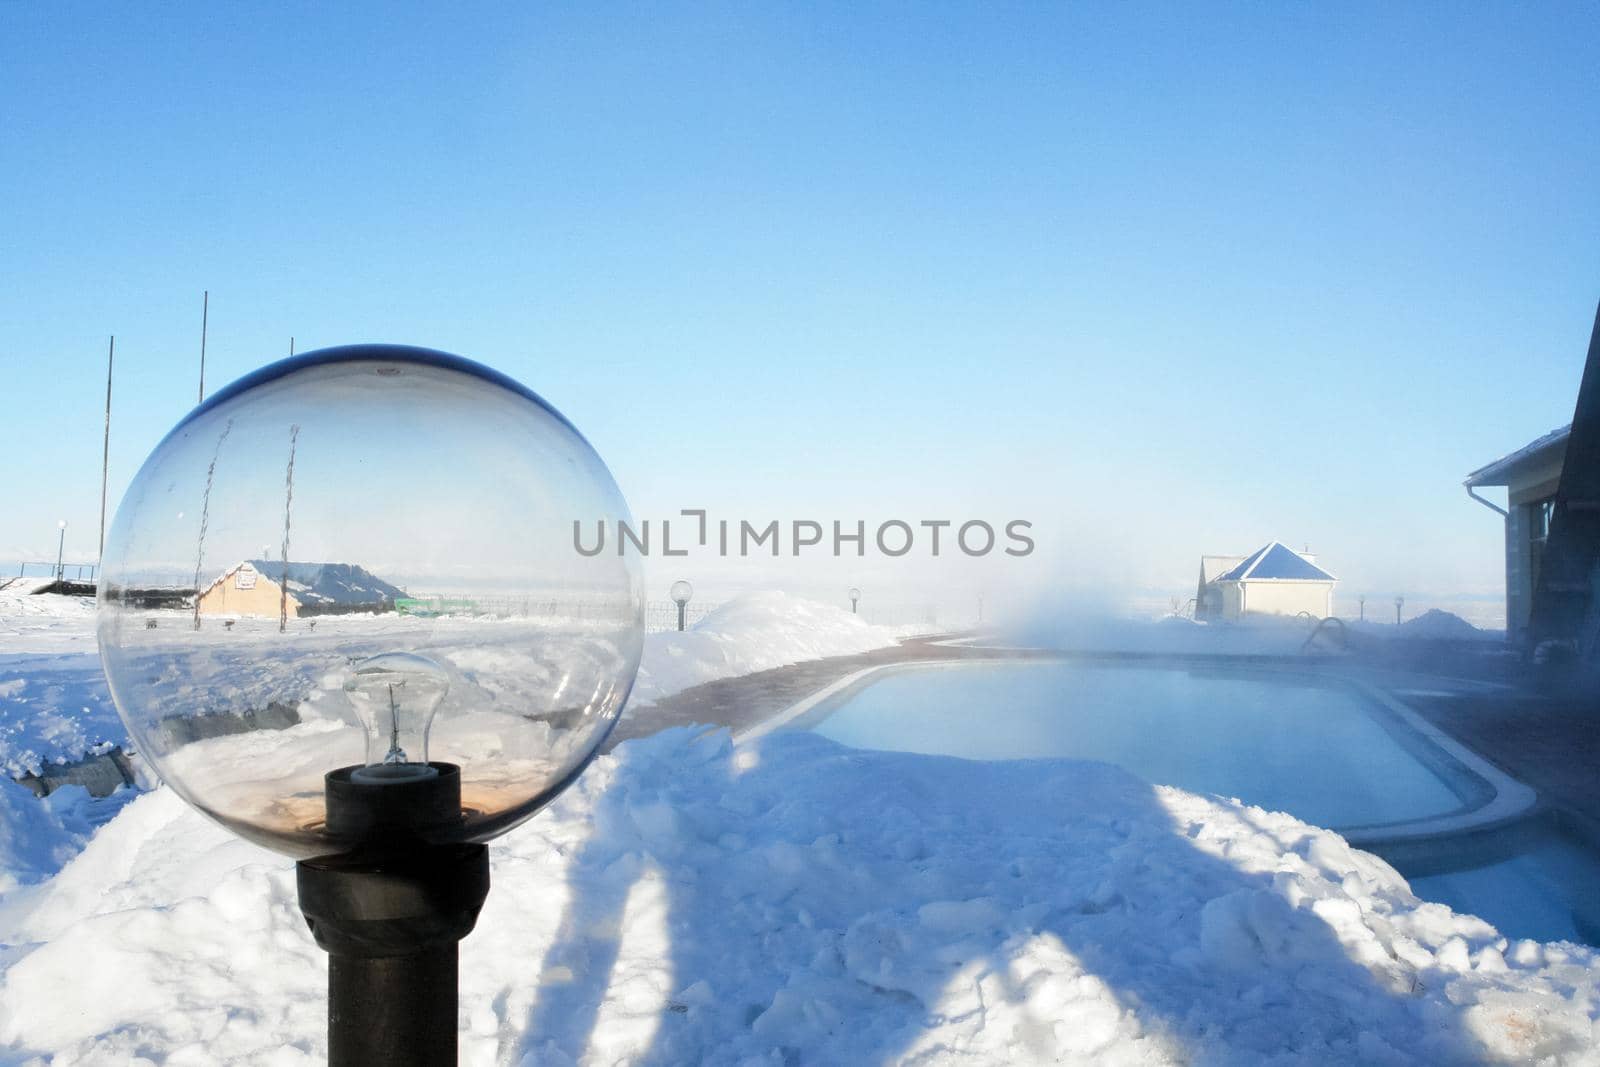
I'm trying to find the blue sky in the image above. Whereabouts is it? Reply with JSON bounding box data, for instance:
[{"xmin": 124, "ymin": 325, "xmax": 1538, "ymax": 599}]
[{"xmin": 3, "ymin": 4, "xmax": 1597, "ymax": 615}]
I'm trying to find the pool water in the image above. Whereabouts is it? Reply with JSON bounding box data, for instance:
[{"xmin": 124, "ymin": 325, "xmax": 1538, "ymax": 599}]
[
  {"xmin": 799, "ymin": 660, "xmax": 1462, "ymax": 830},
  {"xmin": 794, "ymin": 659, "xmax": 1600, "ymax": 947},
  {"xmin": 1391, "ymin": 820, "xmax": 1600, "ymax": 946}
]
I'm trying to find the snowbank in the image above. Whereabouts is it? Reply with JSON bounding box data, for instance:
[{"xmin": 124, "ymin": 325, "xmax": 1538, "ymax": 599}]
[
  {"xmin": 1400, "ymin": 609, "xmax": 1489, "ymax": 641},
  {"xmin": 627, "ymin": 592, "xmax": 906, "ymax": 709},
  {"xmin": 0, "ymin": 591, "xmax": 98, "ymax": 655},
  {"xmin": 1014, "ymin": 608, "xmax": 1506, "ymax": 657},
  {"xmin": 2, "ymin": 728, "xmax": 1596, "ymax": 1065},
  {"xmin": 0, "ymin": 593, "xmax": 122, "ymax": 777},
  {"xmin": 0, "ymin": 784, "xmax": 134, "ymax": 894}
]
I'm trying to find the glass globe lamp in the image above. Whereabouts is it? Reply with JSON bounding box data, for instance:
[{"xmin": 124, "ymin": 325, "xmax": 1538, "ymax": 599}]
[
  {"xmin": 849, "ymin": 586, "xmax": 861, "ymax": 613},
  {"xmin": 669, "ymin": 579, "xmax": 693, "ymax": 605},
  {"xmin": 97, "ymin": 345, "xmax": 645, "ymax": 859}
]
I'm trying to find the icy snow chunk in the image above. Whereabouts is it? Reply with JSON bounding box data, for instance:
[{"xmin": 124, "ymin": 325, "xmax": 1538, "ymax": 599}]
[{"xmin": 1436, "ymin": 936, "xmax": 1473, "ymax": 973}]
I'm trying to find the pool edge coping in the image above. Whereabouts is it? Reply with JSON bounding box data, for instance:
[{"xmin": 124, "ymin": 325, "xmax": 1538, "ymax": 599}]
[
  {"xmin": 733, "ymin": 657, "xmax": 1540, "ymax": 849},
  {"xmin": 1338, "ymin": 681, "xmax": 1538, "ymax": 847}
]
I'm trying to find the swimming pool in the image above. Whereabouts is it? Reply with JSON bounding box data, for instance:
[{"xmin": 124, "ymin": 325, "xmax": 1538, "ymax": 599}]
[
  {"xmin": 764, "ymin": 657, "xmax": 1600, "ymax": 946},
  {"xmin": 781, "ymin": 659, "xmax": 1473, "ymax": 832}
]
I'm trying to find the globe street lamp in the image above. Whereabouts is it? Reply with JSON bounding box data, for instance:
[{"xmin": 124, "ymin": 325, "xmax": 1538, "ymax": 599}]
[
  {"xmin": 669, "ymin": 579, "xmax": 693, "ymax": 631},
  {"xmin": 55, "ymin": 519, "xmax": 67, "ymax": 579},
  {"xmin": 848, "ymin": 587, "xmax": 860, "ymax": 614},
  {"xmin": 97, "ymin": 345, "xmax": 644, "ymax": 1066}
]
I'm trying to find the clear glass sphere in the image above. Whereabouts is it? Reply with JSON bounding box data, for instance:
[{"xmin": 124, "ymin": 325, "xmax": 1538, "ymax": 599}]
[
  {"xmin": 98, "ymin": 345, "xmax": 645, "ymax": 857},
  {"xmin": 849, "ymin": 587, "xmax": 861, "ymax": 600},
  {"xmin": 669, "ymin": 579, "xmax": 693, "ymax": 605}
]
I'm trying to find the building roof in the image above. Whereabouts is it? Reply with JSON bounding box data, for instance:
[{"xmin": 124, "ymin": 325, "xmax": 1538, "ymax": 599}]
[
  {"xmin": 1214, "ymin": 542, "xmax": 1336, "ymax": 583},
  {"xmin": 1464, "ymin": 424, "xmax": 1570, "ymax": 488},
  {"xmin": 205, "ymin": 560, "xmax": 406, "ymax": 606}
]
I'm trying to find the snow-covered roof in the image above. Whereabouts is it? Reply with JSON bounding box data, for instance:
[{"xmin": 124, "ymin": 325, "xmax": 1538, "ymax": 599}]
[
  {"xmin": 1214, "ymin": 542, "xmax": 1336, "ymax": 583},
  {"xmin": 205, "ymin": 561, "xmax": 405, "ymax": 606},
  {"xmin": 1464, "ymin": 424, "xmax": 1569, "ymax": 487}
]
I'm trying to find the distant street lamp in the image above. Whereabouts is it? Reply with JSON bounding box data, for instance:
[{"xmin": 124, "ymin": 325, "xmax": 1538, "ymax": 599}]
[
  {"xmin": 55, "ymin": 520, "xmax": 67, "ymax": 579},
  {"xmin": 670, "ymin": 579, "xmax": 694, "ymax": 632},
  {"xmin": 97, "ymin": 346, "xmax": 645, "ymax": 1066},
  {"xmin": 1358, "ymin": 595, "xmax": 1366, "ymax": 622},
  {"xmin": 849, "ymin": 587, "xmax": 860, "ymax": 614},
  {"xmin": 1395, "ymin": 596, "xmax": 1405, "ymax": 626}
]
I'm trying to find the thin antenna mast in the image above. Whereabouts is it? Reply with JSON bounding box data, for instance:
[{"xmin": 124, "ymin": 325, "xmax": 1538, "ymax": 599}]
[
  {"xmin": 98, "ymin": 336, "xmax": 114, "ymax": 564},
  {"xmin": 199, "ymin": 290, "xmax": 209, "ymax": 403},
  {"xmin": 280, "ymin": 424, "xmax": 300, "ymax": 634},
  {"xmin": 191, "ymin": 418, "xmax": 234, "ymax": 631}
]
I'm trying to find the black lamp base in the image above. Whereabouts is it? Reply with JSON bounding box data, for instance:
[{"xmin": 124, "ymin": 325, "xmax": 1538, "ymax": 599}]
[{"xmin": 297, "ymin": 764, "xmax": 489, "ymax": 1067}]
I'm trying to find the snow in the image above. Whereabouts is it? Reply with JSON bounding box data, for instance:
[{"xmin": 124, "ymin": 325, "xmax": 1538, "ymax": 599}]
[
  {"xmin": 0, "ymin": 592, "xmax": 123, "ymax": 777},
  {"xmin": 1400, "ymin": 609, "xmax": 1488, "ymax": 641},
  {"xmin": 3, "ymin": 591, "xmax": 1599, "ymax": 1063},
  {"xmin": 0, "ymin": 784, "xmax": 134, "ymax": 894},
  {"xmin": 1015, "ymin": 607, "xmax": 1505, "ymax": 657},
  {"xmin": 3, "ymin": 729, "xmax": 1598, "ymax": 1064},
  {"xmin": 626, "ymin": 592, "xmax": 907, "ymax": 710},
  {"xmin": 0, "ymin": 592, "xmax": 901, "ymax": 777}
]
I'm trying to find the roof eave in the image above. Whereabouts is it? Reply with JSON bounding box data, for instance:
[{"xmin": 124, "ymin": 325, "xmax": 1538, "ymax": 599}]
[{"xmin": 1463, "ymin": 425, "xmax": 1570, "ymax": 487}]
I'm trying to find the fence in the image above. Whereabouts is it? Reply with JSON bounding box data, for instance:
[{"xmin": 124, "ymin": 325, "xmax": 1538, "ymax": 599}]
[
  {"xmin": 13, "ymin": 561, "xmax": 100, "ymax": 582},
  {"xmin": 390, "ymin": 596, "xmax": 718, "ymax": 632},
  {"xmin": 645, "ymin": 600, "xmax": 719, "ymax": 633},
  {"xmin": 643, "ymin": 601, "xmax": 944, "ymax": 634}
]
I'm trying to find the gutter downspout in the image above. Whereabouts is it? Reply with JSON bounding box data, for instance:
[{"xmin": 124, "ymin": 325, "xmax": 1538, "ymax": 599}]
[{"xmin": 1466, "ymin": 483, "xmax": 1509, "ymax": 518}]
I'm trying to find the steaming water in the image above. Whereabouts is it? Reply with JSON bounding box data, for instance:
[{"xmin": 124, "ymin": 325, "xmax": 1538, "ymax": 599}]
[
  {"xmin": 800, "ymin": 660, "xmax": 1461, "ymax": 829},
  {"xmin": 1405, "ymin": 824, "xmax": 1600, "ymax": 945},
  {"xmin": 801, "ymin": 660, "xmax": 1600, "ymax": 946}
]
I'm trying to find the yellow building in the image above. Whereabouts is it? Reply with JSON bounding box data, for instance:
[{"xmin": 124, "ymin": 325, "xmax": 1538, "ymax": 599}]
[
  {"xmin": 196, "ymin": 561, "xmax": 302, "ymax": 619},
  {"xmin": 1195, "ymin": 542, "xmax": 1336, "ymax": 620},
  {"xmin": 196, "ymin": 560, "xmax": 404, "ymax": 619}
]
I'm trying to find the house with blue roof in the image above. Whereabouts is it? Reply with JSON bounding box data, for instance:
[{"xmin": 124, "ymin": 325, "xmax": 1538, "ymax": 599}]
[{"xmin": 1195, "ymin": 542, "xmax": 1336, "ymax": 621}]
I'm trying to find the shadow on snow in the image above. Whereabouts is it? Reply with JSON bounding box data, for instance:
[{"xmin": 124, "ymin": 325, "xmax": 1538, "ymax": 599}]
[{"xmin": 510, "ymin": 727, "xmax": 1502, "ymax": 1065}]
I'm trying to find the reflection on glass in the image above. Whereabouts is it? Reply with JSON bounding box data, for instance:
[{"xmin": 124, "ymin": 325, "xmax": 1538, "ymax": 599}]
[{"xmin": 98, "ymin": 345, "xmax": 645, "ymax": 857}]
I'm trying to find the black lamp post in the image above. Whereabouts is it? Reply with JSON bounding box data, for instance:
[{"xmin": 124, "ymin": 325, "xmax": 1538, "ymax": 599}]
[
  {"xmin": 670, "ymin": 579, "xmax": 693, "ymax": 631},
  {"xmin": 298, "ymin": 770, "xmax": 489, "ymax": 1064},
  {"xmin": 849, "ymin": 587, "xmax": 860, "ymax": 614},
  {"xmin": 97, "ymin": 346, "xmax": 645, "ymax": 1066}
]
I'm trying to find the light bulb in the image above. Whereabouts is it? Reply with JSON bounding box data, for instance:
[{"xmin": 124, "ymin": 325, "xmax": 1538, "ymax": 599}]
[
  {"xmin": 343, "ymin": 653, "xmax": 449, "ymax": 783},
  {"xmin": 670, "ymin": 579, "xmax": 693, "ymax": 605},
  {"xmin": 849, "ymin": 587, "xmax": 860, "ymax": 600}
]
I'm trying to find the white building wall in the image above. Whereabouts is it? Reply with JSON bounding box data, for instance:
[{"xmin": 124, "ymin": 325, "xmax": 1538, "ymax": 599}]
[{"xmin": 1237, "ymin": 580, "xmax": 1333, "ymax": 618}]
